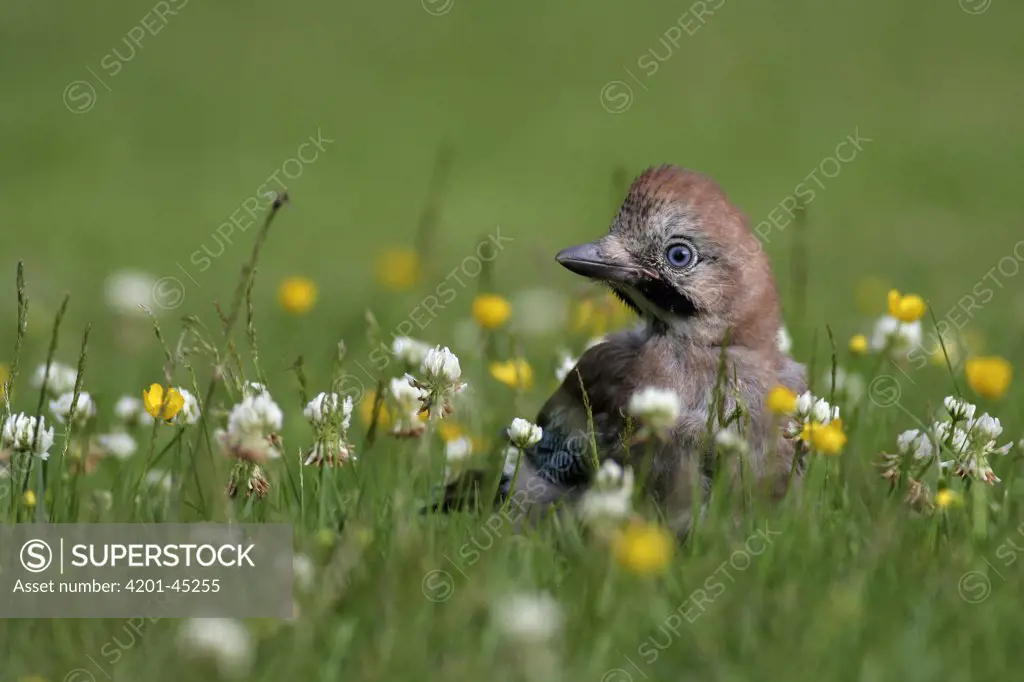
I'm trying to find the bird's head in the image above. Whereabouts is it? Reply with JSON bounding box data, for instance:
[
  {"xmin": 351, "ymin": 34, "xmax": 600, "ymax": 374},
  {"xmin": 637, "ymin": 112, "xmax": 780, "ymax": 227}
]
[{"xmin": 556, "ymin": 165, "xmax": 782, "ymax": 350}]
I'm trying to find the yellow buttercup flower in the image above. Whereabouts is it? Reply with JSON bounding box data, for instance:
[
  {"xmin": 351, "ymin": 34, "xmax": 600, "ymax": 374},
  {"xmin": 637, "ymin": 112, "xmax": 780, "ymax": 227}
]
[
  {"xmin": 965, "ymin": 356, "xmax": 1012, "ymax": 400},
  {"xmin": 613, "ymin": 521, "xmax": 673, "ymax": 575},
  {"xmin": 800, "ymin": 420, "xmax": 847, "ymax": 455},
  {"xmin": 849, "ymin": 334, "xmax": 868, "ymax": 356},
  {"xmin": 143, "ymin": 384, "xmax": 185, "ymax": 422},
  {"xmin": 472, "ymin": 294, "xmax": 512, "ymax": 329},
  {"xmin": 438, "ymin": 421, "xmax": 464, "ymax": 442},
  {"xmin": 278, "ymin": 276, "xmax": 318, "ymax": 315},
  {"xmin": 572, "ymin": 292, "xmax": 632, "ymax": 336},
  {"xmin": 766, "ymin": 386, "xmax": 797, "ymax": 415},
  {"xmin": 22, "ymin": 490, "xmax": 36, "ymax": 507},
  {"xmin": 935, "ymin": 488, "xmax": 963, "ymax": 509},
  {"xmin": 375, "ymin": 248, "xmax": 421, "ymax": 291},
  {"xmin": 359, "ymin": 395, "xmax": 392, "ymax": 428},
  {"xmin": 887, "ymin": 289, "xmax": 927, "ymax": 323},
  {"xmin": 490, "ymin": 359, "xmax": 534, "ymax": 390}
]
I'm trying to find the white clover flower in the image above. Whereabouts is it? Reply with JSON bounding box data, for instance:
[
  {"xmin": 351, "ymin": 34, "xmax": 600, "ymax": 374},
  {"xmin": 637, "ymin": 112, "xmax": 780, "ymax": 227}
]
[
  {"xmin": 795, "ymin": 391, "xmax": 814, "ymax": 417},
  {"xmin": 445, "ymin": 437, "xmax": 473, "ymax": 462},
  {"xmin": 303, "ymin": 392, "xmax": 340, "ymax": 427},
  {"xmin": 303, "ymin": 439, "xmax": 355, "ymax": 467},
  {"xmin": 49, "ymin": 391, "xmax": 96, "ymax": 426},
  {"xmin": 777, "ymin": 325, "xmax": 792, "ymax": 354},
  {"xmin": 493, "ymin": 592, "xmax": 564, "ymax": 644},
  {"xmin": 595, "ymin": 459, "xmax": 624, "ymax": 488},
  {"xmin": 972, "ymin": 414, "xmax": 1003, "ymax": 441},
  {"xmin": 292, "ymin": 554, "xmax": 315, "ymax": 592},
  {"xmin": 30, "ymin": 362, "xmax": 78, "ymax": 396},
  {"xmin": 113, "ymin": 395, "xmax": 154, "ymax": 427},
  {"xmin": 390, "ymin": 376, "xmax": 423, "ymax": 413},
  {"xmin": 714, "ymin": 428, "xmax": 749, "ymax": 456},
  {"xmin": 145, "ymin": 469, "xmax": 172, "ymax": 493},
  {"xmin": 176, "ymin": 389, "xmax": 201, "ymax": 425},
  {"xmin": 235, "ymin": 393, "xmax": 283, "ymax": 433},
  {"xmin": 177, "ymin": 618, "xmax": 255, "ymax": 679},
  {"xmin": 580, "ymin": 463, "xmax": 634, "ymax": 522},
  {"xmin": 628, "ymin": 387, "xmax": 680, "ymax": 434},
  {"xmin": 104, "ymin": 269, "xmax": 157, "ymax": 316},
  {"xmin": 896, "ymin": 429, "xmax": 932, "ymax": 460},
  {"xmin": 508, "ymin": 418, "xmax": 542, "ymax": 449},
  {"xmin": 220, "ymin": 392, "xmax": 284, "ymax": 461},
  {"xmin": 555, "ymin": 352, "xmax": 578, "ymax": 383},
  {"xmin": 422, "ymin": 346, "xmax": 462, "ymax": 385},
  {"xmin": 931, "ymin": 420, "xmax": 967, "ymax": 465},
  {"xmin": 795, "ymin": 391, "xmax": 838, "ymax": 425},
  {"xmin": 392, "ymin": 336, "xmax": 431, "ymax": 367},
  {"xmin": 2, "ymin": 413, "xmax": 55, "ymax": 457},
  {"xmin": 96, "ymin": 432, "xmax": 137, "ymax": 460},
  {"xmin": 870, "ymin": 315, "xmax": 922, "ymax": 357},
  {"xmin": 943, "ymin": 396, "xmax": 976, "ymax": 422}
]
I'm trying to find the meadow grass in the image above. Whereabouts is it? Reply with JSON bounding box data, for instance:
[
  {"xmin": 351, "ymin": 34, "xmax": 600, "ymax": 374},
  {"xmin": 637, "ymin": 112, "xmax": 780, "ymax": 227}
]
[
  {"xmin": 4, "ymin": 0, "xmax": 1024, "ymax": 679},
  {"xmin": 1, "ymin": 189, "xmax": 1022, "ymax": 682}
]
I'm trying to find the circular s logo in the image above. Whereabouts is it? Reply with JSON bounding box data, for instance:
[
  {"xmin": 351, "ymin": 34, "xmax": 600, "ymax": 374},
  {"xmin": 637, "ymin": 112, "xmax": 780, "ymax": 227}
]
[{"xmin": 21, "ymin": 539, "xmax": 53, "ymax": 573}]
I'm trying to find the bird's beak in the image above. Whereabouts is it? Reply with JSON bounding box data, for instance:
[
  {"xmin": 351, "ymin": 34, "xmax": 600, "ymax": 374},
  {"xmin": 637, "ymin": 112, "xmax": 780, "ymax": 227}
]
[{"xmin": 555, "ymin": 242, "xmax": 657, "ymax": 284}]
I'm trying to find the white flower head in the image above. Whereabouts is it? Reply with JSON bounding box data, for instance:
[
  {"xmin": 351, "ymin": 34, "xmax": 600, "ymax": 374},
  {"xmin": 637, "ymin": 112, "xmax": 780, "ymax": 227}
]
[
  {"xmin": 145, "ymin": 469, "xmax": 172, "ymax": 493},
  {"xmin": 220, "ymin": 392, "xmax": 284, "ymax": 461},
  {"xmin": 175, "ymin": 389, "xmax": 201, "ymax": 425},
  {"xmin": 49, "ymin": 391, "xmax": 96, "ymax": 426},
  {"xmin": 972, "ymin": 413, "xmax": 1003, "ymax": 442},
  {"xmin": 943, "ymin": 396, "xmax": 977, "ymax": 422},
  {"xmin": 390, "ymin": 376, "xmax": 423, "ymax": 413},
  {"xmin": 870, "ymin": 315, "xmax": 922, "ymax": 357},
  {"xmin": 581, "ymin": 461, "xmax": 634, "ymax": 522},
  {"xmin": 292, "ymin": 554, "xmax": 315, "ymax": 592},
  {"xmin": 595, "ymin": 459, "xmax": 625, "ymax": 488},
  {"xmin": 422, "ymin": 346, "xmax": 462, "ymax": 385},
  {"xmin": 392, "ymin": 336, "xmax": 432, "ymax": 367},
  {"xmin": 714, "ymin": 428, "xmax": 749, "ymax": 455},
  {"xmin": 777, "ymin": 325, "xmax": 792, "ymax": 354},
  {"xmin": 105, "ymin": 269, "xmax": 158, "ymax": 317},
  {"xmin": 896, "ymin": 429, "xmax": 932, "ymax": 460},
  {"xmin": 2, "ymin": 413, "xmax": 55, "ymax": 457},
  {"xmin": 508, "ymin": 418, "xmax": 542, "ymax": 449},
  {"xmin": 795, "ymin": 391, "xmax": 814, "ymax": 417},
  {"xmin": 304, "ymin": 392, "xmax": 342, "ymax": 427},
  {"xmin": 31, "ymin": 362, "xmax": 78, "ymax": 396},
  {"xmin": 96, "ymin": 432, "xmax": 137, "ymax": 460},
  {"xmin": 114, "ymin": 395, "xmax": 154, "ymax": 427},
  {"xmin": 177, "ymin": 618, "xmax": 255, "ymax": 679},
  {"xmin": 628, "ymin": 387, "xmax": 680, "ymax": 434},
  {"xmin": 445, "ymin": 437, "xmax": 473, "ymax": 462},
  {"xmin": 493, "ymin": 592, "xmax": 564, "ymax": 644}
]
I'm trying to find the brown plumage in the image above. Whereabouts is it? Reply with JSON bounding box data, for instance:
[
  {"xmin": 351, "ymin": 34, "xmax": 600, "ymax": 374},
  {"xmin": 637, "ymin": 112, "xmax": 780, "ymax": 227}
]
[{"xmin": 430, "ymin": 165, "xmax": 807, "ymax": 535}]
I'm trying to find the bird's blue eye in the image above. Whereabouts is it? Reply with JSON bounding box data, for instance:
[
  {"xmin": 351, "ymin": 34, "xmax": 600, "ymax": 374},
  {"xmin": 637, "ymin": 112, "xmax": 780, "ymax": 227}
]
[{"xmin": 666, "ymin": 243, "xmax": 695, "ymax": 268}]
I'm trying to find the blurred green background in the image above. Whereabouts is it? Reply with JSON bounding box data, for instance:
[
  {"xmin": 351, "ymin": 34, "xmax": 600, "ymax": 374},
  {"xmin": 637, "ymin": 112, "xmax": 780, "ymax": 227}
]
[{"xmin": 5, "ymin": 0, "xmax": 1024, "ymax": 383}]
